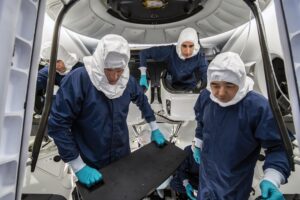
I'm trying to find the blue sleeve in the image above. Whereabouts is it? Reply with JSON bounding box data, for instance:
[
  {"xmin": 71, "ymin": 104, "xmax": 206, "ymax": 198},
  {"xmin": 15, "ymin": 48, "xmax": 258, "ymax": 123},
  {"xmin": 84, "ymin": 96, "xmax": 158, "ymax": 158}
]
[
  {"xmin": 194, "ymin": 91, "xmax": 207, "ymax": 141},
  {"xmin": 130, "ymin": 77, "xmax": 156, "ymax": 122},
  {"xmin": 194, "ymin": 90, "xmax": 211, "ymax": 141},
  {"xmin": 48, "ymin": 72, "xmax": 85, "ymax": 162},
  {"xmin": 198, "ymin": 53, "xmax": 208, "ymax": 83},
  {"xmin": 36, "ymin": 66, "xmax": 49, "ymax": 91},
  {"xmin": 254, "ymin": 99, "xmax": 291, "ymax": 181},
  {"xmin": 139, "ymin": 45, "xmax": 172, "ymax": 67}
]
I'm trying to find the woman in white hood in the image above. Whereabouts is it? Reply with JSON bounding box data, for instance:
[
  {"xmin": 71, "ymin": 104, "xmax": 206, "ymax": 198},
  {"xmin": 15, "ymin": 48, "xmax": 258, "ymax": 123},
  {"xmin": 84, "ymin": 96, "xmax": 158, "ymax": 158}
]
[
  {"xmin": 48, "ymin": 34, "xmax": 166, "ymax": 188},
  {"xmin": 36, "ymin": 42, "xmax": 82, "ymax": 92},
  {"xmin": 139, "ymin": 27, "xmax": 208, "ymax": 91},
  {"xmin": 193, "ymin": 52, "xmax": 290, "ymax": 200}
]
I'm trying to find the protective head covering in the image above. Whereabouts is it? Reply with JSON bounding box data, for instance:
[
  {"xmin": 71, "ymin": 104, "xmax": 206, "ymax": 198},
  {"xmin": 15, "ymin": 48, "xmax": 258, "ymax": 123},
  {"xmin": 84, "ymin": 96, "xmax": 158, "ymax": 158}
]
[
  {"xmin": 104, "ymin": 51, "xmax": 127, "ymax": 69},
  {"xmin": 207, "ymin": 52, "xmax": 254, "ymax": 107},
  {"xmin": 41, "ymin": 42, "xmax": 79, "ymax": 75},
  {"xmin": 176, "ymin": 27, "xmax": 200, "ymax": 60},
  {"xmin": 83, "ymin": 34, "xmax": 130, "ymax": 99}
]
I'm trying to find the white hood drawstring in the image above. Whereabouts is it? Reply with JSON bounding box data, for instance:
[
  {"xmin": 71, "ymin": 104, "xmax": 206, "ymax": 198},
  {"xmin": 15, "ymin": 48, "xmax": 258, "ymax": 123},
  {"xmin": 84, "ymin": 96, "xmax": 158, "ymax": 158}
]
[
  {"xmin": 176, "ymin": 27, "xmax": 200, "ymax": 60},
  {"xmin": 207, "ymin": 52, "xmax": 254, "ymax": 107},
  {"xmin": 83, "ymin": 34, "xmax": 130, "ymax": 99},
  {"xmin": 41, "ymin": 42, "xmax": 79, "ymax": 75}
]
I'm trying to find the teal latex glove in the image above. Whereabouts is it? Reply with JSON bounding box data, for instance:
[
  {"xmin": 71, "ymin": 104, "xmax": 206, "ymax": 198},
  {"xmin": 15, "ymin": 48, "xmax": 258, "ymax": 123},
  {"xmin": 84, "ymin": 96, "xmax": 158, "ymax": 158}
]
[
  {"xmin": 193, "ymin": 147, "xmax": 201, "ymax": 164},
  {"xmin": 260, "ymin": 180, "xmax": 284, "ymax": 200},
  {"xmin": 139, "ymin": 74, "xmax": 149, "ymax": 90},
  {"xmin": 185, "ymin": 183, "xmax": 196, "ymax": 200},
  {"xmin": 151, "ymin": 129, "xmax": 166, "ymax": 147},
  {"xmin": 75, "ymin": 165, "xmax": 102, "ymax": 188}
]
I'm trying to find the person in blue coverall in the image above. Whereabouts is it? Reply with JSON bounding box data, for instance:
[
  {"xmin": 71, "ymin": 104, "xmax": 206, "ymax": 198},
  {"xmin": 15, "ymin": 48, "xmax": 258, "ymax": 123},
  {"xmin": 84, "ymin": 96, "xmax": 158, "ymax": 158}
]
[
  {"xmin": 170, "ymin": 145, "xmax": 199, "ymax": 200},
  {"xmin": 36, "ymin": 42, "xmax": 83, "ymax": 92},
  {"xmin": 139, "ymin": 27, "xmax": 208, "ymax": 91},
  {"xmin": 193, "ymin": 52, "xmax": 290, "ymax": 200},
  {"xmin": 48, "ymin": 34, "xmax": 166, "ymax": 188}
]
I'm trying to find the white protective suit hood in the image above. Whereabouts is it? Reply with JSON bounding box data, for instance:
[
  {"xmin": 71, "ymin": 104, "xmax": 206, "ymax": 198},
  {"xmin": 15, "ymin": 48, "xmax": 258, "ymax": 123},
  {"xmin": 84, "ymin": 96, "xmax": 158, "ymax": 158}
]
[
  {"xmin": 41, "ymin": 42, "xmax": 79, "ymax": 75},
  {"xmin": 83, "ymin": 34, "xmax": 130, "ymax": 99},
  {"xmin": 207, "ymin": 52, "xmax": 254, "ymax": 107},
  {"xmin": 176, "ymin": 27, "xmax": 200, "ymax": 60}
]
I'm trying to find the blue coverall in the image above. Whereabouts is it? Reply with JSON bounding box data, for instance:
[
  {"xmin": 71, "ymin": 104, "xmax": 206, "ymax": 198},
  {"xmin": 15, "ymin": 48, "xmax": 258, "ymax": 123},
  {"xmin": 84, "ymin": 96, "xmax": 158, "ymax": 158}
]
[
  {"xmin": 36, "ymin": 62, "xmax": 83, "ymax": 91},
  {"xmin": 48, "ymin": 67, "xmax": 156, "ymax": 169},
  {"xmin": 139, "ymin": 45, "xmax": 208, "ymax": 90},
  {"xmin": 195, "ymin": 89, "xmax": 290, "ymax": 200}
]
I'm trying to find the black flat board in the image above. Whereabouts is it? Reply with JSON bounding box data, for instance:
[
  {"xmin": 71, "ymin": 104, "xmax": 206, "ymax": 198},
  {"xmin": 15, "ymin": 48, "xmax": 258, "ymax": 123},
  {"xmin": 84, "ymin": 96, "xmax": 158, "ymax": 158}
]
[
  {"xmin": 256, "ymin": 194, "xmax": 300, "ymax": 200},
  {"xmin": 22, "ymin": 194, "xmax": 66, "ymax": 200},
  {"xmin": 76, "ymin": 142, "xmax": 187, "ymax": 200}
]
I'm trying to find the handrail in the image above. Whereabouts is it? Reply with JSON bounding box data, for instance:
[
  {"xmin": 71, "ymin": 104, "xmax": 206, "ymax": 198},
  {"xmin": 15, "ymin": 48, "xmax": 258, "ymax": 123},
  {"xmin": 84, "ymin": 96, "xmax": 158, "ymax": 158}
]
[{"xmin": 243, "ymin": 0, "xmax": 294, "ymax": 171}]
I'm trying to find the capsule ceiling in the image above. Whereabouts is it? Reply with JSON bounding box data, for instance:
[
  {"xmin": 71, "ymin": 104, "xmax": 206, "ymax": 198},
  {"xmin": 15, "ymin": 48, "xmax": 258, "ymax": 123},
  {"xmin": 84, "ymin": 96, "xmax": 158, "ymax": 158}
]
[{"xmin": 46, "ymin": 0, "xmax": 271, "ymax": 44}]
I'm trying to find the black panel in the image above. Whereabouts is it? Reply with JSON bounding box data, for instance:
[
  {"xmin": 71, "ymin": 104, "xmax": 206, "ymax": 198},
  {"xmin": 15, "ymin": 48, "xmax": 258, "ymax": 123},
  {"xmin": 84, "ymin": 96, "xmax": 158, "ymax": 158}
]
[
  {"xmin": 272, "ymin": 57, "xmax": 291, "ymax": 115},
  {"xmin": 107, "ymin": 0, "xmax": 205, "ymax": 24},
  {"xmin": 160, "ymin": 70, "xmax": 202, "ymax": 94},
  {"xmin": 76, "ymin": 142, "xmax": 187, "ymax": 200},
  {"xmin": 272, "ymin": 57, "xmax": 287, "ymax": 86},
  {"xmin": 256, "ymin": 194, "xmax": 300, "ymax": 200},
  {"xmin": 129, "ymin": 49, "xmax": 166, "ymax": 87},
  {"xmin": 22, "ymin": 194, "xmax": 66, "ymax": 200}
]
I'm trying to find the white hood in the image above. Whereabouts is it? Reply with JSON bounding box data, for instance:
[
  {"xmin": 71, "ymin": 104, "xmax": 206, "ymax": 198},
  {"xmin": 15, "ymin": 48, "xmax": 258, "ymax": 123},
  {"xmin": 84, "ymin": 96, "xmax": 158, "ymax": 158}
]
[
  {"xmin": 83, "ymin": 34, "xmax": 130, "ymax": 99},
  {"xmin": 41, "ymin": 42, "xmax": 79, "ymax": 75},
  {"xmin": 207, "ymin": 52, "xmax": 254, "ymax": 107},
  {"xmin": 176, "ymin": 27, "xmax": 200, "ymax": 60}
]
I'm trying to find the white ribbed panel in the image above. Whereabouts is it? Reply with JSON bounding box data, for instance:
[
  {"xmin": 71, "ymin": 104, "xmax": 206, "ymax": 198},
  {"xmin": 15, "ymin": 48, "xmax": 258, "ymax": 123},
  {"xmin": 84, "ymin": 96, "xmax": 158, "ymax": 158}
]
[
  {"xmin": 0, "ymin": 0, "xmax": 46, "ymax": 200},
  {"xmin": 46, "ymin": 0, "xmax": 271, "ymax": 43}
]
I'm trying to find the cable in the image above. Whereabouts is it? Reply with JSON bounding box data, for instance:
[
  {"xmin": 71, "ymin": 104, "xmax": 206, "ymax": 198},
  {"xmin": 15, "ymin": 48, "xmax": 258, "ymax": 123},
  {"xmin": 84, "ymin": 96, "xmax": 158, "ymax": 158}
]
[{"xmin": 240, "ymin": 12, "xmax": 252, "ymax": 57}]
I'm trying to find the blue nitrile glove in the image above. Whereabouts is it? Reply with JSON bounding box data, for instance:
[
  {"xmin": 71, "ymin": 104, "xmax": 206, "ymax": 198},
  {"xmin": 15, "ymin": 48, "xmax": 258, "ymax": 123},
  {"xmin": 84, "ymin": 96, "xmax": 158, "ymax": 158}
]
[
  {"xmin": 260, "ymin": 180, "xmax": 284, "ymax": 200},
  {"xmin": 185, "ymin": 183, "xmax": 196, "ymax": 200},
  {"xmin": 139, "ymin": 74, "xmax": 149, "ymax": 90},
  {"xmin": 75, "ymin": 165, "xmax": 102, "ymax": 188},
  {"xmin": 151, "ymin": 129, "xmax": 166, "ymax": 147},
  {"xmin": 193, "ymin": 147, "xmax": 201, "ymax": 164}
]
